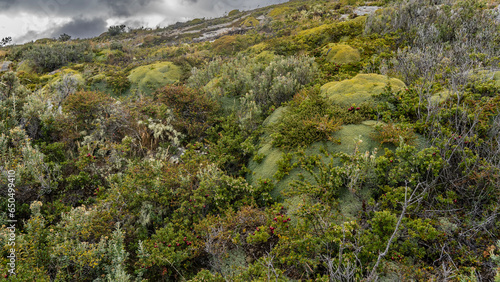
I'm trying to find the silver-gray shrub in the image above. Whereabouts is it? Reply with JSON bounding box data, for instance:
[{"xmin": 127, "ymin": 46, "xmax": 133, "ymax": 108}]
[{"xmin": 188, "ymin": 54, "xmax": 318, "ymax": 109}]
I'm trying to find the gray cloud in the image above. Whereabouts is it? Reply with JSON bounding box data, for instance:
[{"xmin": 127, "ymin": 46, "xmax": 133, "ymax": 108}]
[
  {"xmin": 50, "ymin": 17, "xmax": 107, "ymax": 39},
  {"xmin": 0, "ymin": 0, "xmax": 162, "ymax": 18},
  {"xmin": 2, "ymin": 0, "xmax": 288, "ymax": 43}
]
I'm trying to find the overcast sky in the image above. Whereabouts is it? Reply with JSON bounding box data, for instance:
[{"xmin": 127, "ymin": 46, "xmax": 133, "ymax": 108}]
[{"xmin": 0, "ymin": 0, "xmax": 288, "ymax": 44}]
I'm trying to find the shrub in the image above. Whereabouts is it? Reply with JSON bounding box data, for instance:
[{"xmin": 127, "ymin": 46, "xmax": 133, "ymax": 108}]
[
  {"xmin": 271, "ymin": 89, "xmax": 342, "ymax": 149},
  {"xmin": 22, "ymin": 42, "xmax": 92, "ymax": 72},
  {"xmin": 108, "ymin": 24, "xmax": 126, "ymax": 36},
  {"xmin": 153, "ymin": 85, "xmax": 218, "ymax": 143},
  {"xmin": 373, "ymin": 122, "xmax": 416, "ymax": 146}
]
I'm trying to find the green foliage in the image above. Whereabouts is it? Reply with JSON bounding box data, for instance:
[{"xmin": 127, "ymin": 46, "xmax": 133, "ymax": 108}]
[
  {"xmin": 296, "ymin": 16, "xmax": 366, "ymax": 49},
  {"xmin": 108, "ymin": 24, "xmax": 126, "ymax": 36},
  {"xmin": 189, "ymin": 54, "xmax": 318, "ymax": 110},
  {"xmin": 153, "ymin": 85, "xmax": 218, "ymax": 143},
  {"xmin": 241, "ymin": 16, "xmax": 260, "ymax": 28},
  {"xmin": 271, "ymin": 89, "xmax": 343, "ymax": 149}
]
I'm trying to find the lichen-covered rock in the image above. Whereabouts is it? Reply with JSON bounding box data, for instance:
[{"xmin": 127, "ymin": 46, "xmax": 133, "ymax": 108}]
[
  {"xmin": 0, "ymin": 61, "xmax": 12, "ymax": 72},
  {"xmin": 323, "ymin": 44, "xmax": 361, "ymax": 64},
  {"xmin": 321, "ymin": 73, "xmax": 406, "ymax": 105},
  {"xmin": 128, "ymin": 62, "xmax": 181, "ymax": 95}
]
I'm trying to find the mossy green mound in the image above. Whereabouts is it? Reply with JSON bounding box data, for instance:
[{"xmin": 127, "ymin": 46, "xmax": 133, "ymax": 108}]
[
  {"xmin": 40, "ymin": 68, "xmax": 84, "ymax": 89},
  {"xmin": 248, "ymin": 106, "xmax": 383, "ymax": 199},
  {"xmin": 241, "ymin": 16, "xmax": 260, "ymax": 27},
  {"xmin": 321, "ymin": 73, "xmax": 406, "ymax": 105},
  {"xmin": 323, "ymin": 44, "xmax": 361, "ymax": 65},
  {"xmin": 128, "ymin": 62, "xmax": 181, "ymax": 95}
]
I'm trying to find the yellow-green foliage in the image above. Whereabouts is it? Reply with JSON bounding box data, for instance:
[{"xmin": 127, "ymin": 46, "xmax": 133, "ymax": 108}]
[
  {"xmin": 298, "ymin": 24, "xmax": 330, "ymax": 37},
  {"xmin": 128, "ymin": 62, "xmax": 181, "ymax": 95},
  {"xmin": 254, "ymin": 50, "xmax": 275, "ymax": 63},
  {"xmin": 188, "ymin": 18, "xmax": 204, "ymax": 25},
  {"xmin": 321, "ymin": 74, "xmax": 406, "ymax": 105},
  {"xmin": 17, "ymin": 60, "xmax": 34, "ymax": 73},
  {"xmin": 212, "ymin": 35, "xmax": 237, "ymax": 54},
  {"xmin": 95, "ymin": 49, "xmax": 122, "ymax": 63},
  {"xmin": 0, "ymin": 50, "xmax": 6, "ymax": 58},
  {"xmin": 296, "ymin": 16, "xmax": 366, "ymax": 47},
  {"xmin": 430, "ymin": 89, "xmax": 451, "ymax": 104},
  {"xmin": 228, "ymin": 9, "xmax": 240, "ymax": 17},
  {"xmin": 268, "ymin": 6, "xmax": 292, "ymax": 18},
  {"xmin": 41, "ymin": 68, "xmax": 84, "ymax": 89},
  {"xmin": 247, "ymin": 43, "xmax": 268, "ymax": 54},
  {"xmin": 241, "ymin": 16, "xmax": 260, "ymax": 27},
  {"xmin": 323, "ymin": 44, "xmax": 361, "ymax": 64}
]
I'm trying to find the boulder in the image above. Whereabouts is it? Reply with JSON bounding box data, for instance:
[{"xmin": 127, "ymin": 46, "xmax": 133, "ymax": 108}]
[{"xmin": 0, "ymin": 61, "xmax": 12, "ymax": 72}]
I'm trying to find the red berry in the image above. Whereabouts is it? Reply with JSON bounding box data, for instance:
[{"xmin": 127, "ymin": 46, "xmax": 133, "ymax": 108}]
[
  {"xmin": 168, "ymin": 244, "xmax": 171, "ymax": 247},
  {"xmin": 390, "ymin": 160, "xmax": 393, "ymax": 163},
  {"xmin": 283, "ymin": 220, "xmax": 287, "ymax": 223},
  {"xmin": 273, "ymin": 217, "xmax": 277, "ymax": 221},
  {"xmin": 356, "ymin": 107, "xmax": 360, "ymax": 110}
]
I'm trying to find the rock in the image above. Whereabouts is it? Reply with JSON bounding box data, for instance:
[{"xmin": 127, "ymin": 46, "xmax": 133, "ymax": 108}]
[
  {"xmin": 0, "ymin": 61, "xmax": 12, "ymax": 72},
  {"xmin": 353, "ymin": 6, "xmax": 381, "ymax": 16}
]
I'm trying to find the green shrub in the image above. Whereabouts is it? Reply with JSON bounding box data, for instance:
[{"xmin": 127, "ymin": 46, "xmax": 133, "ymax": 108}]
[
  {"xmin": 153, "ymin": 85, "xmax": 219, "ymax": 143},
  {"xmin": 22, "ymin": 42, "xmax": 92, "ymax": 72}
]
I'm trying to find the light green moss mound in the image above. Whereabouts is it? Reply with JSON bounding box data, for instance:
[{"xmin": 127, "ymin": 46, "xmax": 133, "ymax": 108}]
[
  {"xmin": 128, "ymin": 62, "xmax": 181, "ymax": 95},
  {"xmin": 241, "ymin": 16, "xmax": 260, "ymax": 27},
  {"xmin": 323, "ymin": 44, "xmax": 360, "ymax": 65},
  {"xmin": 321, "ymin": 74, "xmax": 406, "ymax": 105},
  {"xmin": 248, "ymin": 106, "xmax": 382, "ymax": 199},
  {"xmin": 40, "ymin": 68, "xmax": 84, "ymax": 89}
]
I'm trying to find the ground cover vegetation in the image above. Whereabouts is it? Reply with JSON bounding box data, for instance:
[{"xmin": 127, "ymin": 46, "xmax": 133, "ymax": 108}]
[{"xmin": 1, "ymin": 0, "xmax": 500, "ymax": 280}]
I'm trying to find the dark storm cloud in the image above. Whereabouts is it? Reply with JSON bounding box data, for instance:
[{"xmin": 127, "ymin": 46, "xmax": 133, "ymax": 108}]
[
  {"xmin": 0, "ymin": 0, "xmax": 162, "ymax": 17},
  {"xmin": 50, "ymin": 17, "xmax": 107, "ymax": 39},
  {"xmin": 3, "ymin": 0, "xmax": 288, "ymax": 43}
]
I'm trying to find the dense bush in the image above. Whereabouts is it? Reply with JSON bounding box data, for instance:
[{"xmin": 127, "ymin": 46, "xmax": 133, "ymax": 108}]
[
  {"xmin": 188, "ymin": 54, "xmax": 318, "ymax": 110},
  {"xmin": 153, "ymin": 85, "xmax": 219, "ymax": 143},
  {"xmin": 22, "ymin": 42, "xmax": 93, "ymax": 72}
]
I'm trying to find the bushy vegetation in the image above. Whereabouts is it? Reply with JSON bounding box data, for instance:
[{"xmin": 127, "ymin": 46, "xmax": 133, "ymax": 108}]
[{"xmin": 1, "ymin": 0, "xmax": 500, "ymax": 280}]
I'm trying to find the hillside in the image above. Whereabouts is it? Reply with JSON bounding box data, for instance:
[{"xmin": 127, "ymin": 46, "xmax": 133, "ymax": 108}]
[{"xmin": 1, "ymin": 0, "xmax": 500, "ymax": 280}]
